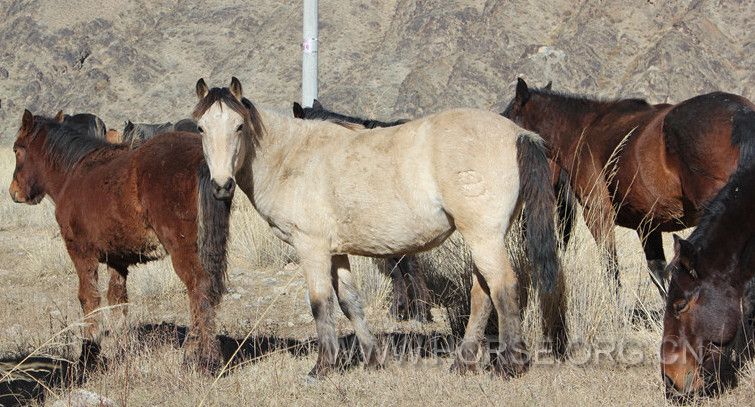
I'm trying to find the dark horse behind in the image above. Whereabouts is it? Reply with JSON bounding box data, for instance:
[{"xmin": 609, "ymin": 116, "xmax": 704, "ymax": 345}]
[
  {"xmin": 9, "ymin": 110, "xmax": 231, "ymax": 372},
  {"xmin": 504, "ymin": 78, "xmax": 755, "ymax": 298},
  {"xmin": 116, "ymin": 118, "xmax": 199, "ymax": 145},
  {"xmin": 661, "ymin": 108, "xmax": 755, "ymax": 401}
]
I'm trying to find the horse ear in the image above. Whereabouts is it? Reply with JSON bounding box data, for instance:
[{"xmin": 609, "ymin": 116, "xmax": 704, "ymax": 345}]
[
  {"xmin": 293, "ymin": 102, "xmax": 304, "ymax": 118},
  {"xmin": 544, "ymin": 81, "xmax": 553, "ymax": 90},
  {"xmin": 196, "ymin": 78, "xmax": 209, "ymax": 99},
  {"xmin": 229, "ymin": 77, "xmax": 243, "ymax": 100},
  {"xmin": 21, "ymin": 109, "xmax": 34, "ymax": 131},
  {"xmin": 673, "ymin": 234, "xmax": 698, "ymax": 278},
  {"xmin": 516, "ymin": 78, "xmax": 531, "ymax": 104},
  {"xmin": 54, "ymin": 110, "xmax": 65, "ymax": 123},
  {"xmin": 312, "ymin": 99, "xmax": 323, "ymax": 110}
]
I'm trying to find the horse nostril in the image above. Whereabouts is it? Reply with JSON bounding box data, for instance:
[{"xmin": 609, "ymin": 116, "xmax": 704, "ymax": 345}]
[{"xmin": 222, "ymin": 179, "xmax": 236, "ymax": 194}]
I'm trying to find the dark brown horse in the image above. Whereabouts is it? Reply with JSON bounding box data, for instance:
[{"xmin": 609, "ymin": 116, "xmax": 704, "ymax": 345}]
[
  {"xmin": 504, "ymin": 78, "xmax": 755, "ymax": 297},
  {"xmin": 9, "ymin": 110, "xmax": 231, "ymax": 371},
  {"xmin": 661, "ymin": 111, "xmax": 755, "ymax": 400}
]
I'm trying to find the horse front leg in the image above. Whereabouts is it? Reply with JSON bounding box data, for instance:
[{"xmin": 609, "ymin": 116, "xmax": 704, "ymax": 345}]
[
  {"xmin": 581, "ymin": 178, "xmax": 620, "ymax": 295},
  {"xmin": 300, "ymin": 246, "xmax": 340, "ymax": 377},
  {"xmin": 639, "ymin": 228, "xmax": 668, "ymax": 298},
  {"xmin": 70, "ymin": 253, "xmax": 105, "ymax": 371},
  {"xmin": 171, "ymin": 251, "xmax": 221, "ymax": 374}
]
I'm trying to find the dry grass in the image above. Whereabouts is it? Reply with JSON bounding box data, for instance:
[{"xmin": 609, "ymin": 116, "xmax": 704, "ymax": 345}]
[{"xmin": 0, "ymin": 144, "xmax": 753, "ymax": 406}]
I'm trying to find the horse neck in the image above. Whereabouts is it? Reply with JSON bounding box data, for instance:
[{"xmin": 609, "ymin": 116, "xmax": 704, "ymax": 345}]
[
  {"xmin": 237, "ymin": 108, "xmax": 305, "ymax": 192},
  {"xmin": 528, "ymin": 93, "xmax": 607, "ymax": 165},
  {"xmin": 694, "ymin": 165, "xmax": 755, "ymax": 285},
  {"xmin": 29, "ymin": 136, "xmax": 70, "ymax": 204}
]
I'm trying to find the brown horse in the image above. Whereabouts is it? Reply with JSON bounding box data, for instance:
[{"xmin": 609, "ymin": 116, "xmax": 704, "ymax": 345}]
[
  {"xmin": 504, "ymin": 78, "xmax": 755, "ymax": 297},
  {"xmin": 9, "ymin": 110, "xmax": 231, "ymax": 371},
  {"xmin": 661, "ymin": 110, "xmax": 755, "ymax": 400}
]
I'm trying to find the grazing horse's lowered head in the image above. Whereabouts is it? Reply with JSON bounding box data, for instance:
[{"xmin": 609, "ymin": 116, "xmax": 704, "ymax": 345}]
[
  {"xmin": 193, "ymin": 77, "xmax": 264, "ymax": 200},
  {"xmin": 661, "ymin": 235, "xmax": 753, "ymax": 400}
]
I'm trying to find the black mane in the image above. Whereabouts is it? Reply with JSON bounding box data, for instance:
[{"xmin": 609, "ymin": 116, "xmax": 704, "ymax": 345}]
[
  {"xmin": 33, "ymin": 117, "xmax": 114, "ymax": 172},
  {"xmin": 297, "ymin": 101, "xmax": 407, "ymax": 128},
  {"xmin": 503, "ymin": 85, "xmax": 652, "ymax": 118}
]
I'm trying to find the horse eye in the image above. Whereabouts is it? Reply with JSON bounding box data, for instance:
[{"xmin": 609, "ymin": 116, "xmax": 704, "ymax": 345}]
[
  {"xmin": 197, "ymin": 126, "xmax": 205, "ymax": 133},
  {"xmin": 673, "ymin": 299, "xmax": 690, "ymax": 316},
  {"xmin": 236, "ymin": 124, "xmax": 243, "ymax": 132}
]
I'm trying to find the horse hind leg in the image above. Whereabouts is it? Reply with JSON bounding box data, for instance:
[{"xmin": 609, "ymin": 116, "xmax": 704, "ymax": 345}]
[
  {"xmin": 331, "ymin": 255, "xmax": 383, "ymax": 369},
  {"xmin": 463, "ymin": 233, "xmax": 530, "ymax": 378},
  {"xmin": 450, "ymin": 269, "xmax": 492, "ymax": 374}
]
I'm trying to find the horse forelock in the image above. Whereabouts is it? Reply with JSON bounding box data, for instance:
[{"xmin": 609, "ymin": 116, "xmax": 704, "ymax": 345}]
[{"xmin": 193, "ymin": 87, "xmax": 265, "ymax": 142}]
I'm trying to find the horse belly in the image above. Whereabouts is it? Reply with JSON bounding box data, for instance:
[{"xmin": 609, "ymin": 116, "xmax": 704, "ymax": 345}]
[{"xmin": 333, "ymin": 213, "xmax": 453, "ymax": 256}]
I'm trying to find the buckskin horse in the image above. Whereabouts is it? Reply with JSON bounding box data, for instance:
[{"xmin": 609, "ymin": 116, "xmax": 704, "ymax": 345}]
[
  {"xmin": 194, "ymin": 77, "xmax": 567, "ymax": 378},
  {"xmin": 9, "ymin": 110, "xmax": 230, "ymax": 371},
  {"xmin": 661, "ymin": 109, "xmax": 755, "ymax": 400},
  {"xmin": 292, "ymin": 99, "xmax": 432, "ymax": 323},
  {"xmin": 504, "ymin": 78, "xmax": 755, "ymax": 297}
]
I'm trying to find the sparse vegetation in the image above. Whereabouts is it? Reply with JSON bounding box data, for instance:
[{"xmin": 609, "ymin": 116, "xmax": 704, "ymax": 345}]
[{"xmin": 1, "ymin": 144, "xmax": 753, "ymax": 406}]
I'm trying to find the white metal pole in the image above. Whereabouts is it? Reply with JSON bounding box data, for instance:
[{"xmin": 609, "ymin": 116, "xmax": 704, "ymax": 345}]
[{"xmin": 302, "ymin": 0, "xmax": 318, "ymax": 107}]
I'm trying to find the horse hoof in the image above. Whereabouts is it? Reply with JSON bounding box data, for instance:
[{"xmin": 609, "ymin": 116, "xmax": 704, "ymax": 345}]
[
  {"xmin": 490, "ymin": 357, "xmax": 530, "ymax": 379},
  {"xmin": 449, "ymin": 358, "xmax": 480, "ymax": 375}
]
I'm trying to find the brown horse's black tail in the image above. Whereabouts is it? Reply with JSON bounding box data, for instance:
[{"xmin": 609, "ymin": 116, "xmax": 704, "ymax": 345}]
[
  {"xmin": 197, "ymin": 163, "xmax": 231, "ymax": 306},
  {"xmin": 516, "ymin": 132, "xmax": 568, "ymax": 357}
]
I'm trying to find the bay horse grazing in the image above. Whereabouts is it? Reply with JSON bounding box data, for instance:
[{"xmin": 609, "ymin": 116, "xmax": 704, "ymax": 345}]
[
  {"xmin": 9, "ymin": 110, "xmax": 230, "ymax": 371},
  {"xmin": 194, "ymin": 77, "xmax": 567, "ymax": 377},
  {"xmin": 121, "ymin": 118, "xmax": 199, "ymax": 145},
  {"xmin": 661, "ymin": 111, "xmax": 755, "ymax": 400},
  {"xmin": 292, "ymin": 99, "xmax": 431, "ymax": 323},
  {"xmin": 504, "ymin": 78, "xmax": 755, "ymax": 297}
]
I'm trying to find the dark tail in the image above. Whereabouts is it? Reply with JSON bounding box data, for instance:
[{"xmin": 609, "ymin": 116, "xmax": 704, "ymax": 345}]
[
  {"xmin": 516, "ymin": 132, "xmax": 568, "ymax": 357},
  {"xmin": 197, "ymin": 163, "xmax": 232, "ymax": 306},
  {"xmin": 554, "ymin": 167, "xmax": 577, "ymax": 249}
]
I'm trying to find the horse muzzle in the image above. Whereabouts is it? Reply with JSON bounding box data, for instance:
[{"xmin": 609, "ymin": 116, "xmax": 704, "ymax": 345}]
[{"xmin": 211, "ymin": 178, "xmax": 236, "ymax": 201}]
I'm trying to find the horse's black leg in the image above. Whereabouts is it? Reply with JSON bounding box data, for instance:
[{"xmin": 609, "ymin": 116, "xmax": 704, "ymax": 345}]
[
  {"xmin": 400, "ymin": 255, "xmax": 433, "ymax": 323},
  {"xmin": 554, "ymin": 169, "xmax": 577, "ymax": 249},
  {"xmin": 640, "ymin": 228, "xmax": 668, "ymax": 298},
  {"xmin": 387, "ymin": 257, "xmax": 409, "ymax": 320}
]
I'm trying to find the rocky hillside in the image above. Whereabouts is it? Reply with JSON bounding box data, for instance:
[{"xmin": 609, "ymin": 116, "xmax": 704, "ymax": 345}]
[{"xmin": 0, "ymin": 0, "xmax": 752, "ymax": 141}]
